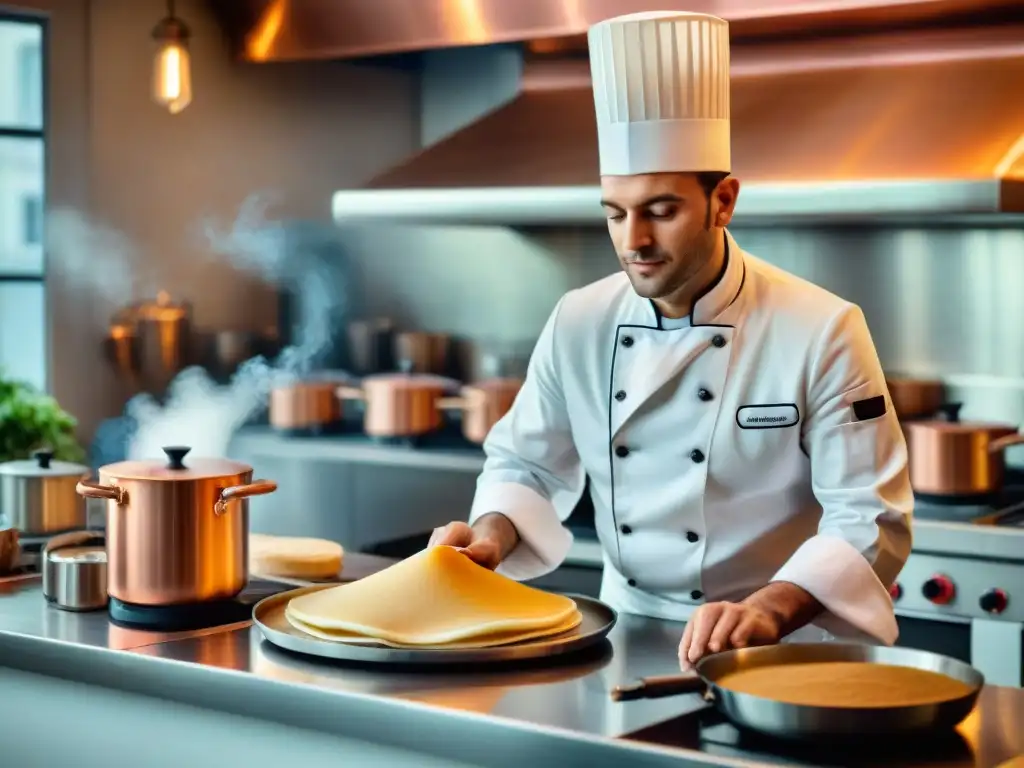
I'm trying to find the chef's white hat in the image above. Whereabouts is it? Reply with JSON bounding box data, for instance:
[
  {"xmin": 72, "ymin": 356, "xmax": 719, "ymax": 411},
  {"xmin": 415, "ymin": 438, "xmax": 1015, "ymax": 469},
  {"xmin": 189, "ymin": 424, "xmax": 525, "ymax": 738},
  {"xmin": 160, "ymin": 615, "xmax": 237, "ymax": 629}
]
[{"xmin": 587, "ymin": 11, "xmax": 731, "ymax": 176}]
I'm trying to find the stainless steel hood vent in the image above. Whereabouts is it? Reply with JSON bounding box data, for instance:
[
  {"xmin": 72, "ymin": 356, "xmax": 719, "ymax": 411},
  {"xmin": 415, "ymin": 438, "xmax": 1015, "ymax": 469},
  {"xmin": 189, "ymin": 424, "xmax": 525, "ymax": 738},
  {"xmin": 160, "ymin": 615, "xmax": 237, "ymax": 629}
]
[{"xmin": 330, "ymin": 22, "xmax": 1024, "ymax": 225}]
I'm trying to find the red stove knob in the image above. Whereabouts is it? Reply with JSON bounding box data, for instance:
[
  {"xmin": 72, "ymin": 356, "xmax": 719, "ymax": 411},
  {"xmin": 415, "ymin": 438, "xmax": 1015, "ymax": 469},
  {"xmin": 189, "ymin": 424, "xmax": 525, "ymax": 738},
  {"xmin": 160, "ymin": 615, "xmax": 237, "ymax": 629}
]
[
  {"xmin": 889, "ymin": 583, "xmax": 903, "ymax": 601},
  {"xmin": 980, "ymin": 588, "xmax": 1009, "ymax": 614},
  {"xmin": 922, "ymin": 574, "xmax": 956, "ymax": 605}
]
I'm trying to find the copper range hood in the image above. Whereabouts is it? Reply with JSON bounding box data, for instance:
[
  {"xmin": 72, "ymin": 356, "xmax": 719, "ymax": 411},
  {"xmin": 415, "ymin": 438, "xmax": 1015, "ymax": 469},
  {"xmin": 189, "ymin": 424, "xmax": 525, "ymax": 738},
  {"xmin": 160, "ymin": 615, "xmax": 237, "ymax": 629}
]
[{"xmin": 216, "ymin": 1, "xmax": 1024, "ymax": 225}]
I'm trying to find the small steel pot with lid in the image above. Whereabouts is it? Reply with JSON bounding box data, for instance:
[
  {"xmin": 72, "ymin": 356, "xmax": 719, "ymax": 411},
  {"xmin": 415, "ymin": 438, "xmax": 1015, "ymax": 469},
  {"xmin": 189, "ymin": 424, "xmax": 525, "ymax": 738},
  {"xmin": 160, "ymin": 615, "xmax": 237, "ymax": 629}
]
[
  {"xmin": 0, "ymin": 449, "xmax": 89, "ymax": 535},
  {"xmin": 76, "ymin": 446, "xmax": 277, "ymax": 606},
  {"xmin": 905, "ymin": 403, "xmax": 1024, "ymax": 497}
]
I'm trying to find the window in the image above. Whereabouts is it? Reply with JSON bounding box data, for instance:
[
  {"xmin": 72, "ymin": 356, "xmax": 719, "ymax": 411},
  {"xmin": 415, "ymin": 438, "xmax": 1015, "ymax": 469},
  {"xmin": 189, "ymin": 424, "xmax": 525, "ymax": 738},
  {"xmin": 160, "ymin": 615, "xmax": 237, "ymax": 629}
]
[
  {"xmin": 0, "ymin": 14, "xmax": 46, "ymax": 391},
  {"xmin": 22, "ymin": 193, "xmax": 41, "ymax": 245},
  {"xmin": 16, "ymin": 40, "xmax": 41, "ymax": 127}
]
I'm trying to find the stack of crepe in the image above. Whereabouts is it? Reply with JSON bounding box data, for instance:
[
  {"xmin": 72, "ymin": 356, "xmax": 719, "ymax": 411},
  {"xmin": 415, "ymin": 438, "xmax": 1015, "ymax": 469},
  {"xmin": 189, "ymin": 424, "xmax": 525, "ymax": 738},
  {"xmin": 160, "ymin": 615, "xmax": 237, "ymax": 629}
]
[{"xmin": 284, "ymin": 545, "xmax": 582, "ymax": 649}]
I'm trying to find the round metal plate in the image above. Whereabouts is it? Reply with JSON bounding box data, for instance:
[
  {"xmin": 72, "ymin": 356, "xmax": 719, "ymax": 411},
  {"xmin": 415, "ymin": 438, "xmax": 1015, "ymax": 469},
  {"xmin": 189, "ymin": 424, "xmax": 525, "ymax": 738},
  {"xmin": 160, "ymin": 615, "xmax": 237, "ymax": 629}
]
[{"xmin": 253, "ymin": 584, "xmax": 617, "ymax": 665}]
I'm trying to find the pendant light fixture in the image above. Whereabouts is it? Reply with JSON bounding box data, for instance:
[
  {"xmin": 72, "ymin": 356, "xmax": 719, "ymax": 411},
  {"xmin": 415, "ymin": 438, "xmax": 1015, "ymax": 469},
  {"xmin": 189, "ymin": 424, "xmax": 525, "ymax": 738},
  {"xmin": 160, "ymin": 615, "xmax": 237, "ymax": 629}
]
[{"xmin": 151, "ymin": 0, "xmax": 192, "ymax": 115}]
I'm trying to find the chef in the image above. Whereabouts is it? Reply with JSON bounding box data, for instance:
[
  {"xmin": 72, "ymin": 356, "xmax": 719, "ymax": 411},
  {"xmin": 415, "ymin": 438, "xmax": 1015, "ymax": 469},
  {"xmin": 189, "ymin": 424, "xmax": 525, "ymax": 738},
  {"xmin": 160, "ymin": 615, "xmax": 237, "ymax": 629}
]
[{"xmin": 430, "ymin": 10, "xmax": 913, "ymax": 667}]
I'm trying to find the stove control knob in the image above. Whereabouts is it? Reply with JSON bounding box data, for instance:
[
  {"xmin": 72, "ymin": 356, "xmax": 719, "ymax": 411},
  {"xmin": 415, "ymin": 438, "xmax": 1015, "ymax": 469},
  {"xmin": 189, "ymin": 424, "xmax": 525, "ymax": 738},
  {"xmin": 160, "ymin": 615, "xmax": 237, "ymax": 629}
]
[
  {"xmin": 922, "ymin": 574, "xmax": 955, "ymax": 605},
  {"xmin": 979, "ymin": 588, "xmax": 1009, "ymax": 615},
  {"xmin": 889, "ymin": 582, "xmax": 903, "ymax": 601}
]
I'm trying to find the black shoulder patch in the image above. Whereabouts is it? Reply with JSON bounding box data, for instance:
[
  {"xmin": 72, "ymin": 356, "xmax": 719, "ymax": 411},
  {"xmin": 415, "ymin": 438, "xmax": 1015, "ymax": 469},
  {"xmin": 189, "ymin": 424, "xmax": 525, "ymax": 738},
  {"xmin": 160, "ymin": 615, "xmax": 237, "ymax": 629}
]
[{"xmin": 852, "ymin": 394, "xmax": 887, "ymax": 421}]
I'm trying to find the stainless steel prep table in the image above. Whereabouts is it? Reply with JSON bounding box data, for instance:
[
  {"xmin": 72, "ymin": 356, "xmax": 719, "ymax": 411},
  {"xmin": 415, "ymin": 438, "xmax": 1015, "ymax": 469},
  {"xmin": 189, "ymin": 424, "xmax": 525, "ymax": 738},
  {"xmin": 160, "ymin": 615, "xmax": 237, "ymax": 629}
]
[{"xmin": 1, "ymin": 555, "xmax": 1022, "ymax": 768}]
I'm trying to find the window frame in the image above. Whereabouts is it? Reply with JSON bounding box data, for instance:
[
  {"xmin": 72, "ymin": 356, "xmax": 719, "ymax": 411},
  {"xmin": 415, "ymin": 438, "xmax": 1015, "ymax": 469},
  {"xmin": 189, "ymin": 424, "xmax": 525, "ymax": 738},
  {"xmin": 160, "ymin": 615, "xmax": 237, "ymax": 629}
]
[{"xmin": 0, "ymin": 10, "xmax": 49, "ymax": 391}]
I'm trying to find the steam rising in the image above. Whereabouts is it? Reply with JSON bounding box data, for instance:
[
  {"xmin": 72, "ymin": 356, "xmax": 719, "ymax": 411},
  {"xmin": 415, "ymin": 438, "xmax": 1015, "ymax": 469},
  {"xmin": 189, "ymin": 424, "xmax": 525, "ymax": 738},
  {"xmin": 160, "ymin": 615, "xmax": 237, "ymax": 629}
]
[{"xmin": 48, "ymin": 194, "xmax": 348, "ymax": 462}]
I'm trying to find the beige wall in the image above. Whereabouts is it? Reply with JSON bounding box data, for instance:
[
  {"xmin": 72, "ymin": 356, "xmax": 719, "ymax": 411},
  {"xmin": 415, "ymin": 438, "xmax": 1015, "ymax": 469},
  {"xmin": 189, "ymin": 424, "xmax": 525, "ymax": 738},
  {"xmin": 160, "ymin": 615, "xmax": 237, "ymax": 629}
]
[{"xmin": 4, "ymin": 0, "xmax": 418, "ymax": 441}]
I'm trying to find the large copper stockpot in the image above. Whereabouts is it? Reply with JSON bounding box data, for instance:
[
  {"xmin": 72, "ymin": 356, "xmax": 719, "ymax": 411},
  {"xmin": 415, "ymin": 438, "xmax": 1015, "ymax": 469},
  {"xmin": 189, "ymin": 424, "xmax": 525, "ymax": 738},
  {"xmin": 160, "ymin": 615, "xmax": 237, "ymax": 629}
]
[
  {"xmin": 438, "ymin": 378, "xmax": 523, "ymax": 443},
  {"xmin": 337, "ymin": 373, "xmax": 459, "ymax": 438},
  {"xmin": 885, "ymin": 375, "xmax": 946, "ymax": 421},
  {"xmin": 76, "ymin": 446, "xmax": 277, "ymax": 606},
  {"xmin": 905, "ymin": 403, "xmax": 1024, "ymax": 497}
]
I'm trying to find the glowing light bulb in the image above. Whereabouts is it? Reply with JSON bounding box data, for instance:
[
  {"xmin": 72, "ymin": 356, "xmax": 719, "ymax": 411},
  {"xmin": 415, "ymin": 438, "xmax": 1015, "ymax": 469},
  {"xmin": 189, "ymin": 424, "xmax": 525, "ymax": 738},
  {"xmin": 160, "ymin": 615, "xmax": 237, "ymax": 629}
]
[{"xmin": 151, "ymin": 10, "xmax": 192, "ymax": 115}]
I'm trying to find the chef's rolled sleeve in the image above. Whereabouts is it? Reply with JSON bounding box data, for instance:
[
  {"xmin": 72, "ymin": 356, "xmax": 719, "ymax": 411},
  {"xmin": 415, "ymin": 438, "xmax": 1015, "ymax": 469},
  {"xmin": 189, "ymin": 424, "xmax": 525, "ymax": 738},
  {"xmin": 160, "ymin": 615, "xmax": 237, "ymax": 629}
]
[
  {"xmin": 468, "ymin": 295, "xmax": 585, "ymax": 581},
  {"xmin": 772, "ymin": 304, "xmax": 913, "ymax": 644}
]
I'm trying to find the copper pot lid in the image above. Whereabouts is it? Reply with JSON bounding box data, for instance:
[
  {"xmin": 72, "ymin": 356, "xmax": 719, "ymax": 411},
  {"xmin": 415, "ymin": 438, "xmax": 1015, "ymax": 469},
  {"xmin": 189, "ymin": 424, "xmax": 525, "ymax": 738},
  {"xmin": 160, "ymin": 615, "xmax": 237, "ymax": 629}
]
[
  {"xmin": 0, "ymin": 449, "xmax": 89, "ymax": 478},
  {"xmin": 100, "ymin": 446, "xmax": 252, "ymax": 481},
  {"xmin": 906, "ymin": 403, "xmax": 1017, "ymax": 434}
]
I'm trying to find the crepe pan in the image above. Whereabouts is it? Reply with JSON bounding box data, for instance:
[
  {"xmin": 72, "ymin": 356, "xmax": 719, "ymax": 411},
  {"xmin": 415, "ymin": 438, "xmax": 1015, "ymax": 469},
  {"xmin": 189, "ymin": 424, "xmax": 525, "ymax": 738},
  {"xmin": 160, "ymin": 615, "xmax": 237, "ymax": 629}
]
[
  {"xmin": 253, "ymin": 584, "xmax": 617, "ymax": 665},
  {"xmin": 612, "ymin": 642, "xmax": 983, "ymax": 741}
]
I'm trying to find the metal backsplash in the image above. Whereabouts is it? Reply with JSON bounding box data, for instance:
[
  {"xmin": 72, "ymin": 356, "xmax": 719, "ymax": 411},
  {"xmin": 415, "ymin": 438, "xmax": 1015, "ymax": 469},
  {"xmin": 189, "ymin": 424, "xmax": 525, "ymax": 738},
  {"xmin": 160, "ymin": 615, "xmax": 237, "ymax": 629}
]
[{"xmin": 338, "ymin": 222, "xmax": 1024, "ymax": 440}]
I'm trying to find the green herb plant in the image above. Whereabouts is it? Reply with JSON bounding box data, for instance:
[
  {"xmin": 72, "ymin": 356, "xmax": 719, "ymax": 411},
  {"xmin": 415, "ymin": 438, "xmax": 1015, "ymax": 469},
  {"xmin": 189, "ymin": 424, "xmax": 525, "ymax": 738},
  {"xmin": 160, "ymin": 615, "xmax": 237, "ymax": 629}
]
[{"xmin": 0, "ymin": 371, "xmax": 85, "ymax": 464}]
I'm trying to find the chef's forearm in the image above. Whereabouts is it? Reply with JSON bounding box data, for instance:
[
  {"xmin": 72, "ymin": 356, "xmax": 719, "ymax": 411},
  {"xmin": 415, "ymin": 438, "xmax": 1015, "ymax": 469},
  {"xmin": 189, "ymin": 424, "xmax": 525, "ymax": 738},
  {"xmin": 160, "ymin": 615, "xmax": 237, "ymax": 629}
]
[
  {"xmin": 472, "ymin": 512, "xmax": 521, "ymax": 561},
  {"xmin": 742, "ymin": 581, "xmax": 824, "ymax": 637}
]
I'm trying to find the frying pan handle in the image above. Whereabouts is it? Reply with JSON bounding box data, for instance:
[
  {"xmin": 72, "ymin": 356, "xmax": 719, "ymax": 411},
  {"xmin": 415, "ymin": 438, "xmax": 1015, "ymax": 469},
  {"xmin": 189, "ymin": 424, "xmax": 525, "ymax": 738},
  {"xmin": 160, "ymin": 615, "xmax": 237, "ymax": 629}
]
[{"xmin": 611, "ymin": 673, "xmax": 707, "ymax": 702}]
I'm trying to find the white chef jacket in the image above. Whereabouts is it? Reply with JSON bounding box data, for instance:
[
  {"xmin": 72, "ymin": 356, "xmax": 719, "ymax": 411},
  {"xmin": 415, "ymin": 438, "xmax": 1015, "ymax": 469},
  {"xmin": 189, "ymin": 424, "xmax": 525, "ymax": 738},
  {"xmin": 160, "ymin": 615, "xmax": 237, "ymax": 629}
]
[{"xmin": 468, "ymin": 231, "xmax": 913, "ymax": 644}]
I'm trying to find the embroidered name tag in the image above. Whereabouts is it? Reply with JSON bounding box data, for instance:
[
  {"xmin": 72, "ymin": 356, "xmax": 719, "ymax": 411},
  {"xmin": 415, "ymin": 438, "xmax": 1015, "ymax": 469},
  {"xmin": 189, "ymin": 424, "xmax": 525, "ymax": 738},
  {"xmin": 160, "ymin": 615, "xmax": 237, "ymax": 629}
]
[{"xmin": 736, "ymin": 404, "xmax": 800, "ymax": 429}]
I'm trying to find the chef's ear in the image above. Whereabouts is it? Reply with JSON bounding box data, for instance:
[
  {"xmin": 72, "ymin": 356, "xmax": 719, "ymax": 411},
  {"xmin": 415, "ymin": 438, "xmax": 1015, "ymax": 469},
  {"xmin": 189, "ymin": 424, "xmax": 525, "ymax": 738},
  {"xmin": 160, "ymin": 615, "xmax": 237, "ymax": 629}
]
[{"xmin": 711, "ymin": 177, "xmax": 741, "ymax": 228}]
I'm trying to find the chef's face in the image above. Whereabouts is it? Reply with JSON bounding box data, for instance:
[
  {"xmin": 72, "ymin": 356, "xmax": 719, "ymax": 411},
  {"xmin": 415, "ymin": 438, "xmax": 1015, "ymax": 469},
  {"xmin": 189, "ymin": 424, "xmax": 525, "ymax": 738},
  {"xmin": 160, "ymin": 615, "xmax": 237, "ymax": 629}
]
[{"xmin": 600, "ymin": 172, "xmax": 739, "ymax": 303}]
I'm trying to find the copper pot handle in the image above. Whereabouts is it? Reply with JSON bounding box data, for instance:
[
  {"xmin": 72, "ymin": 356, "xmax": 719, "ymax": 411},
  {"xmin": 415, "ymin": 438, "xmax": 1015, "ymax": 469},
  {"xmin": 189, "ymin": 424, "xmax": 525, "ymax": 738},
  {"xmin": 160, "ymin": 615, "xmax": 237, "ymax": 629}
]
[
  {"xmin": 215, "ymin": 480, "xmax": 278, "ymax": 516},
  {"xmin": 336, "ymin": 385, "xmax": 366, "ymax": 401},
  {"xmin": 989, "ymin": 434, "xmax": 1024, "ymax": 453},
  {"xmin": 76, "ymin": 480, "xmax": 128, "ymax": 505},
  {"xmin": 436, "ymin": 395, "xmax": 469, "ymax": 410}
]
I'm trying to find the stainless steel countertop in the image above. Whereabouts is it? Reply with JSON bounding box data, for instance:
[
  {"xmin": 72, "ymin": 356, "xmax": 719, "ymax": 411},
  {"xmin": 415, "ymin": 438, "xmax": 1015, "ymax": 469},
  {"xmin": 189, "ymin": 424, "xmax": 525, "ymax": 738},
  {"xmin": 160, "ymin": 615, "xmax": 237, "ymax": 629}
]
[{"xmin": 2, "ymin": 557, "xmax": 1023, "ymax": 768}]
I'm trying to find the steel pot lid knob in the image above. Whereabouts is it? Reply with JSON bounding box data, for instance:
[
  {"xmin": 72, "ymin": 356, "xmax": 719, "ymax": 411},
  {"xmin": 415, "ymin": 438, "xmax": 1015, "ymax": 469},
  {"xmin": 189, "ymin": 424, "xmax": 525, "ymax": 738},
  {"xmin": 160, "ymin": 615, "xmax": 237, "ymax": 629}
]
[
  {"xmin": 163, "ymin": 446, "xmax": 191, "ymax": 469},
  {"xmin": 31, "ymin": 448, "xmax": 56, "ymax": 469}
]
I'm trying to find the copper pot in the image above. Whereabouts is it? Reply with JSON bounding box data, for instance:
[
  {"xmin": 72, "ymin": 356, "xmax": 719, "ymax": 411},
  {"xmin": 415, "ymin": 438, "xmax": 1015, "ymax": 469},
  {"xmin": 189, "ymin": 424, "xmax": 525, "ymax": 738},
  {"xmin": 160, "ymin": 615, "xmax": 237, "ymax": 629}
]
[
  {"xmin": 394, "ymin": 332, "xmax": 452, "ymax": 375},
  {"xmin": 438, "ymin": 378, "xmax": 523, "ymax": 443},
  {"xmin": 337, "ymin": 374, "xmax": 458, "ymax": 437},
  {"xmin": 269, "ymin": 381, "xmax": 343, "ymax": 434},
  {"xmin": 905, "ymin": 403, "xmax": 1024, "ymax": 497},
  {"xmin": 885, "ymin": 375, "xmax": 946, "ymax": 420},
  {"xmin": 75, "ymin": 446, "xmax": 277, "ymax": 606}
]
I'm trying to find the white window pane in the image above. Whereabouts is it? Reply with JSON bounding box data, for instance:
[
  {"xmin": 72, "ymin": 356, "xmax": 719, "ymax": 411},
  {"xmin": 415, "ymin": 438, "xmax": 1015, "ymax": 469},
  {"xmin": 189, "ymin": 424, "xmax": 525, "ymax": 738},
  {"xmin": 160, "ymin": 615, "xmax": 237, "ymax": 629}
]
[
  {"xmin": 0, "ymin": 20, "xmax": 43, "ymax": 130},
  {"xmin": 0, "ymin": 280, "xmax": 45, "ymax": 391},
  {"xmin": 0, "ymin": 136, "xmax": 44, "ymax": 276}
]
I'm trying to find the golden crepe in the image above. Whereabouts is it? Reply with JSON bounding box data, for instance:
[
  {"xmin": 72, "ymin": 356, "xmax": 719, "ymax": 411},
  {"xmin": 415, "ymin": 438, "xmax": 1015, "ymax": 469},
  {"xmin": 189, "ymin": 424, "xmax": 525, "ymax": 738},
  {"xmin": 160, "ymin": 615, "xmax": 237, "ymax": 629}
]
[
  {"xmin": 287, "ymin": 608, "xmax": 582, "ymax": 649},
  {"xmin": 284, "ymin": 545, "xmax": 580, "ymax": 647},
  {"xmin": 717, "ymin": 662, "xmax": 975, "ymax": 708},
  {"xmin": 250, "ymin": 533, "xmax": 344, "ymax": 580}
]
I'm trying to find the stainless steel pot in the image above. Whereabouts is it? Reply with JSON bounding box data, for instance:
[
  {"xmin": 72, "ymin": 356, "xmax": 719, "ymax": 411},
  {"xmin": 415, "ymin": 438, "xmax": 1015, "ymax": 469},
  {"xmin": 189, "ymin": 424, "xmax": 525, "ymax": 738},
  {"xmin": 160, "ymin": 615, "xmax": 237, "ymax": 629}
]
[
  {"xmin": 0, "ymin": 449, "xmax": 89, "ymax": 535},
  {"xmin": 612, "ymin": 643, "xmax": 983, "ymax": 739},
  {"xmin": 42, "ymin": 530, "xmax": 108, "ymax": 612},
  {"xmin": 75, "ymin": 446, "xmax": 277, "ymax": 606}
]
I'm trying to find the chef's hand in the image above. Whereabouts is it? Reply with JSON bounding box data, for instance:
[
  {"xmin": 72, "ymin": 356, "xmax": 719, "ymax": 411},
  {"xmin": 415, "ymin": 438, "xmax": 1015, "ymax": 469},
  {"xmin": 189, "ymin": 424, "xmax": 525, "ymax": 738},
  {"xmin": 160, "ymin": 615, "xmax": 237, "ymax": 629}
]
[
  {"xmin": 678, "ymin": 602, "xmax": 782, "ymax": 669},
  {"xmin": 677, "ymin": 582, "xmax": 822, "ymax": 669},
  {"xmin": 428, "ymin": 513, "xmax": 520, "ymax": 571}
]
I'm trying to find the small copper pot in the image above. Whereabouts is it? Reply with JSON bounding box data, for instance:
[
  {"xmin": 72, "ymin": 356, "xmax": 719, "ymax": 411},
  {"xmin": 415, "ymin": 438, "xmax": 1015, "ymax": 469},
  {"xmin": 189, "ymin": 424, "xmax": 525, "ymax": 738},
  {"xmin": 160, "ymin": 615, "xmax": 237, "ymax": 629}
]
[
  {"xmin": 338, "ymin": 374, "xmax": 458, "ymax": 438},
  {"xmin": 269, "ymin": 381, "xmax": 343, "ymax": 434},
  {"xmin": 438, "ymin": 378, "xmax": 523, "ymax": 443},
  {"xmin": 885, "ymin": 375, "xmax": 946, "ymax": 421},
  {"xmin": 905, "ymin": 403, "xmax": 1024, "ymax": 497},
  {"xmin": 76, "ymin": 446, "xmax": 277, "ymax": 606}
]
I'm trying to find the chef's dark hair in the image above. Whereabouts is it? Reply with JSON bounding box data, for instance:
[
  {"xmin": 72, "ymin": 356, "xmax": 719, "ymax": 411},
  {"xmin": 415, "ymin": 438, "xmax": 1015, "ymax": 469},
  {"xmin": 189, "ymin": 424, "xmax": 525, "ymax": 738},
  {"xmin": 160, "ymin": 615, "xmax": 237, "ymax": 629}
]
[
  {"xmin": 696, "ymin": 171, "xmax": 730, "ymax": 198},
  {"xmin": 696, "ymin": 171, "xmax": 730, "ymax": 228}
]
